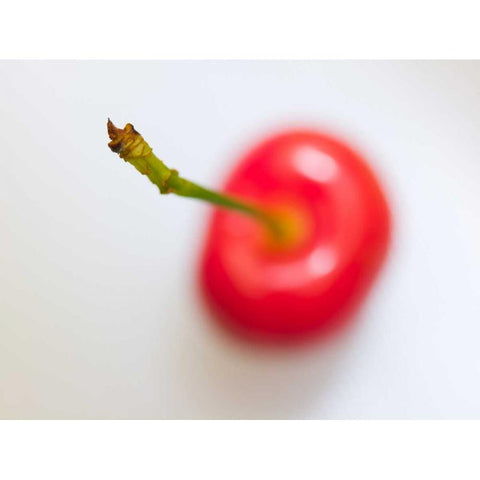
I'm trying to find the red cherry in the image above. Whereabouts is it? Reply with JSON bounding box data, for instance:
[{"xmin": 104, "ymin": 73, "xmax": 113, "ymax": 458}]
[{"xmin": 199, "ymin": 130, "xmax": 391, "ymax": 342}]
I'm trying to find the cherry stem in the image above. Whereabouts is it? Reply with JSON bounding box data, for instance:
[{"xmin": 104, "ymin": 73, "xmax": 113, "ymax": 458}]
[{"xmin": 106, "ymin": 120, "xmax": 285, "ymax": 239}]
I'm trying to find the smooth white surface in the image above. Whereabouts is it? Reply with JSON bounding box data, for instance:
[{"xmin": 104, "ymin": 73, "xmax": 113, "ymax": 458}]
[{"xmin": 0, "ymin": 61, "xmax": 479, "ymax": 418}]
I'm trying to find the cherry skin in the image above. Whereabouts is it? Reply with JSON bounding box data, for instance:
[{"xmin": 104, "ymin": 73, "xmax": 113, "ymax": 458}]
[{"xmin": 199, "ymin": 130, "xmax": 391, "ymax": 342}]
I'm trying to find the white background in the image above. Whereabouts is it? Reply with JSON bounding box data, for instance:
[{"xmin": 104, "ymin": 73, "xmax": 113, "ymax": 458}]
[{"xmin": 1, "ymin": 61, "xmax": 479, "ymax": 419}]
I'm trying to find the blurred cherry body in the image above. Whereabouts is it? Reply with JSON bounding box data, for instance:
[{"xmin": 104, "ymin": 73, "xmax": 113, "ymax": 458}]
[{"xmin": 200, "ymin": 130, "xmax": 391, "ymax": 342}]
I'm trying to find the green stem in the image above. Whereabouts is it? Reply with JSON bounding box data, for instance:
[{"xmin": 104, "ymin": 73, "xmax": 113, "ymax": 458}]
[{"xmin": 107, "ymin": 120, "xmax": 283, "ymax": 238}]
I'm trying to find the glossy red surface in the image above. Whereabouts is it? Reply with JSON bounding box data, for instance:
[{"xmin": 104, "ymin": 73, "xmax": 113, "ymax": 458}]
[{"xmin": 199, "ymin": 131, "xmax": 391, "ymax": 342}]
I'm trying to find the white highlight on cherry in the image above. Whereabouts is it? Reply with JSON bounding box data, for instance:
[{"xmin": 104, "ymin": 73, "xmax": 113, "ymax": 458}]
[
  {"xmin": 307, "ymin": 246, "xmax": 337, "ymax": 277},
  {"xmin": 293, "ymin": 145, "xmax": 339, "ymax": 183},
  {"xmin": 264, "ymin": 246, "xmax": 337, "ymax": 291}
]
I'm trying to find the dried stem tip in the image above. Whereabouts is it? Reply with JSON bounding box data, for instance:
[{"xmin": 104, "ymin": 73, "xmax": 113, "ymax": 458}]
[{"xmin": 107, "ymin": 119, "xmax": 152, "ymax": 161}]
